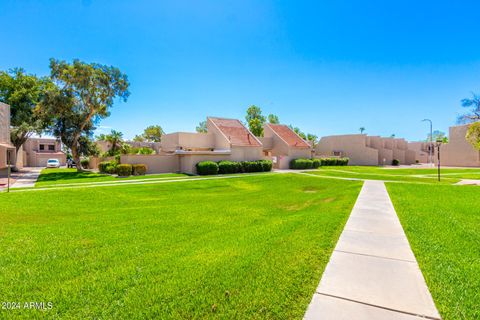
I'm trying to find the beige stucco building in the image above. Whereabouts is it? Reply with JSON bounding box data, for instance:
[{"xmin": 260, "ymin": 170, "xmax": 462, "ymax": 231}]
[
  {"xmin": 0, "ymin": 102, "xmax": 16, "ymax": 175},
  {"xmin": 439, "ymin": 123, "xmax": 480, "ymax": 167},
  {"xmin": 261, "ymin": 123, "xmax": 312, "ymax": 169},
  {"xmin": 315, "ymin": 134, "xmax": 417, "ymax": 166},
  {"xmin": 22, "ymin": 138, "xmax": 66, "ymax": 167},
  {"xmin": 94, "ymin": 117, "xmax": 314, "ymax": 174}
]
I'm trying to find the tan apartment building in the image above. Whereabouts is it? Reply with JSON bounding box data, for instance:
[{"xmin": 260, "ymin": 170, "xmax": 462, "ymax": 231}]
[
  {"xmin": 108, "ymin": 117, "xmax": 265, "ymax": 174},
  {"xmin": 261, "ymin": 123, "xmax": 312, "ymax": 169},
  {"xmin": 315, "ymin": 134, "xmax": 417, "ymax": 165},
  {"xmin": 439, "ymin": 123, "xmax": 480, "ymax": 167},
  {"xmin": 0, "ymin": 102, "xmax": 16, "ymax": 175},
  {"xmin": 408, "ymin": 141, "xmax": 431, "ymax": 164},
  {"xmin": 23, "ymin": 138, "xmax": 66, "ymax": 167}
]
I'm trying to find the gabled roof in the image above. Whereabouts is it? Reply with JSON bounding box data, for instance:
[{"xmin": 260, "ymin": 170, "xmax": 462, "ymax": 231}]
[
  {"xmin": 209, "ymin": 117, "xmax": 262, "ymax": 147},
  {"xmin": 267, "ymin": 124, "xmax": 310, "ymax": 148}
]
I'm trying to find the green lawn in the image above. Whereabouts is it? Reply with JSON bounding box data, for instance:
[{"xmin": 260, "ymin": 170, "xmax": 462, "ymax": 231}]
[
  {"xmin": 387, "ymin": 183, "xmax": 480, "ymax": 319},
  {"xmin": 35, "ymin": 168, "xmax": 188, "ymax": 187},
  {"xmin": 304, "ymin": 166, "xmax": 480, "ymax": 184},
  {"xmin": 0, "ymin": 174, "xmax": 362, "ymax": 319}
]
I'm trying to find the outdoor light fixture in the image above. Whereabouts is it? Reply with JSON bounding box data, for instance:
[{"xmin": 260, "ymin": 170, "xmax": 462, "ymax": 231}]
[
  {"xmin": 422, "ymin": 119, "xmax": 433, "ymax": 165},
  {"xmin": 435, "ymin": 138, "xmax": 443, "ymax": 181}
]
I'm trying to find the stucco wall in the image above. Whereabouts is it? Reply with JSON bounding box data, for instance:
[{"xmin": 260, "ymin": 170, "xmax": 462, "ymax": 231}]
[
  {"xmin": 161, "ymin": 132, "xmax": 214, "ymax": 152},
  {"xmin": 316, "ymin": 135, "xmax": 379, "ymax": 165},
  {"xmin": 206, "ymin": 119, "xmax": 230, "ymax": 149},
  {"xmin": 120, "ymin": 154, "xmax": 180, "ymax": 173},
  {"xmin": 441, "ymin": 124, "xmax": 480, "ymax": 167},
  {"xmin": 230, "ymin": 146, "xmax": 264, "ymax": 162},
  {"xmin": 23, "ymin": 138, "xmax": 65, "ymax": 167}
]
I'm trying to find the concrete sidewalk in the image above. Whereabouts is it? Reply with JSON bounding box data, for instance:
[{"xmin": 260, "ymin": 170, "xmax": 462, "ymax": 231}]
[
  {"xmin": 304, "ymin": 180, "xmax": 440, "ymax": 320},
  {"xmin": 10, "ymin": 167, "xmax": 42, "ymax": 188}
]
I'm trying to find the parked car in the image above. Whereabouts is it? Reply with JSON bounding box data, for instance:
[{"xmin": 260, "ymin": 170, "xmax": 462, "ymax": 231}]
[
  {"xmin": 46, "ymin": 159, "xmax": 61, "ymax": 168},
  {"xmin": 67, "ymin": 158, "xmax": 76, "ymax": 168}
]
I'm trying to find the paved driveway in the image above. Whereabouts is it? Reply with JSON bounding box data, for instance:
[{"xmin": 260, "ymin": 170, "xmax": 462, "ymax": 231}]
[{"xmin": 9, "ymin": 167, "xmax": 43, "ymax": 188}]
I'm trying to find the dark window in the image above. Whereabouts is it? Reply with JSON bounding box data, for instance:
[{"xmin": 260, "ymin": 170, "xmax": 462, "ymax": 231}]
[
  {"xmin": 48, "ymin": 145, "xmax": 55, "ymax": 151},
  {"xmin": 39, "ymin": 144, "xmax": 45, "ymax": 151}
]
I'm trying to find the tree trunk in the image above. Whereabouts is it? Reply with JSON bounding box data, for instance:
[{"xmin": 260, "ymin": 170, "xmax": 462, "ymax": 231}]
[{"xmin": 71, "ymin": 140, "xmax": 83, "ymax": 172}]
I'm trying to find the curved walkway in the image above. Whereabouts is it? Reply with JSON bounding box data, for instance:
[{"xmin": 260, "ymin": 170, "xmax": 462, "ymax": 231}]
[{"xmin": 304, "ymin": 180, "xmax": 440, "ymax": 320}]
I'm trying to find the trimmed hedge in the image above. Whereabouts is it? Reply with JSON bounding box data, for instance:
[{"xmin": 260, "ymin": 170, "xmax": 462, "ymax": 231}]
[
  {"xmin": 80, "ymin": 158, "xmax": 90, "ymax": 169},
  {"xmin": 312, "ymin": 159, "xmax": 321, "ymax": 168},
  {"xmin": 218, "ymin": 161, "xmax": 242, "ymax": 174},
  {"xmin": 99, "ymin": 161, "xmax": 117, "ymax": 174},
  {"xmin": 133, "ymin": 164, "xmax": 147, "ymax": 175},
  {"xmin": 320, "ymin": 157, "xmax": 349, "ymax": 166},
  {"xmin": 196, "ymin": 161, "xmax": 219, "ymax": 175},
  {"xmin": 290, "ymin": 159, "xmax": 314, "ymax": 169},
  {"xmin": 392, "ymin": 159, "xmax": 400, "ymax": 166},
  {"xmin": 117, "ymin": 164, "xmax": 133, "ymax": 176},
  {"xmin": 197, "ymin": 160, "xmax": 273, "ymax": 175}
]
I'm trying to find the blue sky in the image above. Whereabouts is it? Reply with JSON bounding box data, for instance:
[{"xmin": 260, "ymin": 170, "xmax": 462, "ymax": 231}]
[{"xmin": 1, "ymin": 0, "xmax": 479, "ymax": 141}]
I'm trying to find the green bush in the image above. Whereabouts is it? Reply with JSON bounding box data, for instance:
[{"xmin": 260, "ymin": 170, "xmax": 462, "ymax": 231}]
[
  {"xmin": 241, "ymin": 161, "xmax": 264, "ymax": 173},
  {"xmin": 218, "ymin": 161, "xmax": 242, "ymax": 174},
  {"xmin": 312, "ymin": 159, "xmax": 321, "ymax": 168},
  {"xmin": 392, "ymin": 159, "xmax": 400, "ymax": 166},
  {"xmin": 259, "ymin": 160, "xmax": 273, "ymax": 172},
  {"xmin": 132, "ymin": 164, "xmax": 147, "ymax": 175},
  {"xmin": 80, "ymin": 158, "xmax": 90, "ymax": 169},
  {"xmin": 116, "ymin": 164, "xmax": 132, "ymax": 176},
  {"xmin": 196, "ymin": 161, "xmax": 219, "ymax": 175},
  {"xmin": 98, "ymin": 161, "xmax": 116, "ymax": 174},
  {"xmin": 318, "ymin": 157, "xmax": 349, "ymax": 166},
  {"xmin": 136, "ymin": 147, "xmax": 155, "ymax": 155},
  {"xmin": 290, "ymin": 158, "xmax": 314, "ymax": 169},
  {"xmin": 105, "ymin": 164, "xmax": 117, "ymax": 174}
]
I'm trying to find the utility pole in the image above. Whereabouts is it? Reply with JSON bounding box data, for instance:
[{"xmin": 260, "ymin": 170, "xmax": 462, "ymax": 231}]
[{"xmin": 422, "ymin": 119, "xmax": 433, "ymax": 166}]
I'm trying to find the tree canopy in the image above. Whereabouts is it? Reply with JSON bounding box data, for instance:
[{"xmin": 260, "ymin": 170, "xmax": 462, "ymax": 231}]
[
  {"xmin": 196, "ymin": 120, "xmax": 207, "ymax": 133},
  {"xmin": 466, "ymin": 122, "xmax": 480, "ymax": 150},
  {"xmin": 245, "ymin": 105, "xmax": 266, "ymax": 137},
  {"xmin": 458, "ymin": 93, "xmax": 480, "ymax": 123},
  {"xmin": 267, "ymin": 114, "xmax": 280, "ymax": 124},
  {"xmin": 134, "ymin": 125, "xmax": 164, "ymax": 142},
  {"xmin": 0, "ymin": 68, "xmax": 53, "ymax": 159},
  {"xmin": 38, "ymin": 59, "xmax": 130, "ymax": 171}
]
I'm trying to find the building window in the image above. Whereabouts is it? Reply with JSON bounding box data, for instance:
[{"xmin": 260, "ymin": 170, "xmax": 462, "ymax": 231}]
[
  {"xmin": 39, "ymin": 144, "xmax": 45, "ymax": 151},
  {"xmin": 48, "ymin": 145, "xmax": 55, "ymax": 151},
  {"xmin": 333, "ymin": 151, "xmax": 342, "ymax": 157}
]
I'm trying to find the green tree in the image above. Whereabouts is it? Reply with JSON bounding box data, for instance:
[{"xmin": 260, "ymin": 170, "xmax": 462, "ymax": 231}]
[
  {"xmin": 307, "ymin": 133, "xmax": 318, "ymax": 147},
  {"xmin": 245, "ymin": 105, "xmax": 266, "ymax": 136},
  {"xmin": 458, "ymin": 93, "xmax": 480, "ymax": 123},
  {"xmin": 39, "ymin": 59, "xmax": 130, "ymax": 171},
  {"xmin": 97, "ymin": 130, "xmax": 124, "ymax": 156},
  {"xmin": 359, "ymin": 127, "xmax": 366, "ymax": 134},
  {"xmin": 141, "ymin": 125, "xmax": 164, "ymax": 142},
  {"xmin": 466, "ymin": 122, "xmax": 480, "ymax": 150},
  {"xmin": 289, "ymin": 125, "xmax": 307, "ymax": 140},
  {"xmin": 0, "ymin": 68, "xmax": 53, "ymax": 168},
  {"xmin": 196, "ymin": 120, "xmax": 207, "ymax": 133},
  {"xmin": 427, "ymin": 130, "xmax": 448, "ymax": 143},
  {"xmin": 268, "ymin": 114, "xmax": 280, "ymax": 124}
]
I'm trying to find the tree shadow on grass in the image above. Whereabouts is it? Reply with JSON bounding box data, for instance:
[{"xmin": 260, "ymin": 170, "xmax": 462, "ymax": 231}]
[{"xmin": 36, "ymin": 170, "xmax": 108, "ymax": 183}]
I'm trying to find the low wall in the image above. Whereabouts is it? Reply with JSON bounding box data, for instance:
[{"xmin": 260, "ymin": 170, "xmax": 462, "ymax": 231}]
[{"xmin": 120, "ymin": 154, "xmax": 179, "ymax": 174}]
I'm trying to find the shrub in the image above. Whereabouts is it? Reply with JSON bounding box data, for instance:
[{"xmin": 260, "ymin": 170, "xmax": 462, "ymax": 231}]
[
  {"xmin": 241, "ymin": 161, "xmax": 264, "ymax": 173},
  {"xmin": 392, "ymin": 159, "xmax": 400, "ymax": 166},
  {"xmin": 290, "ymin": 158, "xmax": 314, "ymax": 169},
  {"xmin": 196, "ymin": 161, "xmax": 219, "ymax": 175},
  {"xmin": 136, "ymin": 147, "xmax": 154, "ymax": 155},
  {"xmin": 312, "ymin": 159, "xmax": 321, "ymax": 168},
  {"xmin": 132, "ymin": 164, "xmax": 147, "ymax": 175},
  {"xmin": 218, "ymin": 161, "xmax": 242, "ymax": 174},
  {"xmin": 318, "ymin": 157, "xmax": 349, "ymax": 166},
  {"xmin": 337, "ymin": 158, "xmax": 349, "ymax": 166},
  {"xmin": 105, "ymin": 164, "xmax": 117, "ymax": 174},
  {"xmin": 259, "ymin": 160, "xmax": 273, "ymax": 172},
  {"xmin": 116, "ymin": 164, "xmax": 132, "ymax": 176},
  {"xmin": 99, "ymin": 161, "xmax": 114, "ymax": 174},
  {"xmin": 80, "ymin": 158, "xmax": 90, "ymax": 169}
]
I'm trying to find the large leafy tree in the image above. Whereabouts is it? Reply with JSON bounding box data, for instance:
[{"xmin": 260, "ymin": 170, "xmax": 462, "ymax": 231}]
[
  {"xmin": 458, "ymin": 93, "xmax": 480, "ymax": 123},
  {"xmin": 133, "ymin": 125, "xmax": 164, "ymax": 142},
  {"xmin": 267, "ymin": 114, "xmax": 280, "ymax": 124},
  {"xmin": 246, "ymin": 105, "xmax": 266, "ymax": 137},
  {"xmin": 196, "ymin": 120, "xmax": 207, "ymax": 133},
  {"xmin": 466, "ymin": 122, "xmax": 480, "ymax": 150},
  {"xmin": 427, "ymin": 130, "xmax": 448, "ymax": 143},
  {"xmin": 0, "ymin": 68, "xmax": 53, "ymax": 166},
  {"xmin": 39, "ymin": 59, "xmax": 130, "ymax": 171}
]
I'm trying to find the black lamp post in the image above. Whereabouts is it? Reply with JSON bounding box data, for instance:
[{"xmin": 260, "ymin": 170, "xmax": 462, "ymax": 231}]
[{"xmin": 435, "ymin": 139, "xmax": 443, "ymax": 181}]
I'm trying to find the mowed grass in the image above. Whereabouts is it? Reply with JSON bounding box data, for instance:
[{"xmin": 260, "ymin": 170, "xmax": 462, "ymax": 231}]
[
  {"xmin": 0, "ymin": 174, "xmax": 362, "ymax": 319},
  {"xmin": 306, "ymin": 166, "xmax": 480, "ymax": 184},
  {"xmin": 387, "ymin": 183, "xmax": 480, "ymax": 319},
  {"xmin": 35, "ymin": 168, "xmax": 187, "ymax": 187}
]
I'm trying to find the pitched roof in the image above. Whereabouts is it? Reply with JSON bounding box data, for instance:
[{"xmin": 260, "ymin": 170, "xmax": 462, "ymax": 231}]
[
  {"xmin": 268, "ymin": 124, "xmax": 310, "ymax": 148},
  {"xmin": 209, "ymin": 117, "xmax": 262, "ymax": 147}
]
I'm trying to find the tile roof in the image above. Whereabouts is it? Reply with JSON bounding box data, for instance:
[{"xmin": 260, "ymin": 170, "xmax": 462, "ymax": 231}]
[
  {"xmin": 209, "ymin": 117, "xmax": 262, "ymax": 147},
  {"xmin": 268, "ymin": 124, "xmax": 310, "ymax": 148}
]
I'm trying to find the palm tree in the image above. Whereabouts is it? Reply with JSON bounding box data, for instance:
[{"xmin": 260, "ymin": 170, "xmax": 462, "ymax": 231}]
[{"xmin": 359, "ymin": 127, "xmax": 366, "ymax": 134}]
